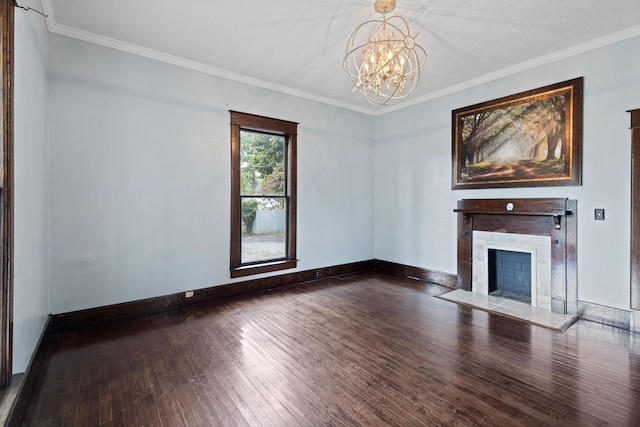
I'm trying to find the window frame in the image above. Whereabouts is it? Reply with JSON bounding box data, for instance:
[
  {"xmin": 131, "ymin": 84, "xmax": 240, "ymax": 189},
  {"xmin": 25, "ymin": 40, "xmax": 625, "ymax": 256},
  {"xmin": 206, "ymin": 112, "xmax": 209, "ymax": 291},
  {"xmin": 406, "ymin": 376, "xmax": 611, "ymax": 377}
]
[{"xmin": 230, "ymin": 111, "xmax": 297, "ymax": 278}]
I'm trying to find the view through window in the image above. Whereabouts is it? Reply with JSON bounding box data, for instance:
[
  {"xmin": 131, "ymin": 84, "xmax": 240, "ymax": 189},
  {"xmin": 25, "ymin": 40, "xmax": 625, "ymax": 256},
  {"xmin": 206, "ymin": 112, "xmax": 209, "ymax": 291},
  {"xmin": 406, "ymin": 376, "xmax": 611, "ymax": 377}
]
[{"xmin": 240, "ymin": 129, "xmax": 286, "ymax": 263}]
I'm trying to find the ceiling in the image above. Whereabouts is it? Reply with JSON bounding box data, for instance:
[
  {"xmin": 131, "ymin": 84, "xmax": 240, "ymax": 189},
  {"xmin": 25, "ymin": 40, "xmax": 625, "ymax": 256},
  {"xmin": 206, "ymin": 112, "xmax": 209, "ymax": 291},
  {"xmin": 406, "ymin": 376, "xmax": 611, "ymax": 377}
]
[{"xmin": 39, "ymin": 0, "xmax": 640, "ymax": 115}]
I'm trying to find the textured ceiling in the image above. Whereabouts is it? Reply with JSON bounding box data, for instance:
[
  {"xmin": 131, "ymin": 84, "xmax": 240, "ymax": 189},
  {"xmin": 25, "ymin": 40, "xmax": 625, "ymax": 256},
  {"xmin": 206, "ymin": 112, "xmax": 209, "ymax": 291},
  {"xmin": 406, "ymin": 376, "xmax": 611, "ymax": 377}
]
[{"xmin": 40, "ymin": 0, "xmax": 640, "ymax": 114}]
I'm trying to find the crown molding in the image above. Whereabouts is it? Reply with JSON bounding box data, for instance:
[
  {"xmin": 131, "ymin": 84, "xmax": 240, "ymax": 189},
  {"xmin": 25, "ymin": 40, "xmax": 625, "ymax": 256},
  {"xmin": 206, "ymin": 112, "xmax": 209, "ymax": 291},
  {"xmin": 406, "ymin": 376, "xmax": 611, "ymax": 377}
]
[
  {"xmin": 40, "ymin": 1, "xmax": 376, "ymax": 116},
  {"xmin": 39, "ymin": 0, "xmax": 639, "ymax": 117},
  {"xmin": 46, "ymin": 23, "xmax": 378, "ymax": 116},
  {"xmin": 378, "ymin": 24, "xmax": 640, "ymax": 116}
]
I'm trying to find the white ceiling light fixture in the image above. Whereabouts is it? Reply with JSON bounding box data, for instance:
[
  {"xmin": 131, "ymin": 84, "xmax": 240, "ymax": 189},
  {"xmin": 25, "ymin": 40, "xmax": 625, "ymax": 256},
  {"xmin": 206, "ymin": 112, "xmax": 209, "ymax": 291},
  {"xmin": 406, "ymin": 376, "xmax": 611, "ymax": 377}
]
[{"xmin": 344, "ymin": 0, "xmax": 427, "ymax": 105}]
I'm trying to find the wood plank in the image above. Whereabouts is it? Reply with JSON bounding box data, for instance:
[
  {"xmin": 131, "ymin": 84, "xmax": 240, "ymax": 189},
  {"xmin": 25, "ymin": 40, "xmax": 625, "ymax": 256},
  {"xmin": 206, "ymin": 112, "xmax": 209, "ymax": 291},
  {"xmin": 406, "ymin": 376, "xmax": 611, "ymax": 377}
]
[
  {"xmin": 50, "ymin": 260, "xmax": 375, "ymax": 333},
  {"xmin": 21, "ymin": 272, "xmax": 640, "ymax": 426},
  {"xmin": 374, "ymin": 260, "xmax": 457, "ymax": 288}
]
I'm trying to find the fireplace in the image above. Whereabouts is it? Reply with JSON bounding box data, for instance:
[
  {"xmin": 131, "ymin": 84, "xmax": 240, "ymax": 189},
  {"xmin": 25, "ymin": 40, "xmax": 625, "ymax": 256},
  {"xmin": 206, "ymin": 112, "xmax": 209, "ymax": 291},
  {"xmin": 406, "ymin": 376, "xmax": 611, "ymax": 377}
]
[{"xmin": 455, "ymin": 198, "xmax": 577, "ymax": 315}]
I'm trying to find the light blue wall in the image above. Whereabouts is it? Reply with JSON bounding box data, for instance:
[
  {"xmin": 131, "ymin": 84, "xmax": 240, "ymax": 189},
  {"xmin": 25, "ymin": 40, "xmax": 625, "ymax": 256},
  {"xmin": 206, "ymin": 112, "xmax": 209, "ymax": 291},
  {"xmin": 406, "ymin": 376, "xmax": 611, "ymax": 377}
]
[
  {"xmin": 48, "ymin": 35, "xmax": 376, "ymax": 314},
  {"xmin": 12, "ymin": 12, "xmax": 640, "ymax": 373},
  {"xmin": 13, "ymin": 4, "xmax": 50, "ymax": 372},
  {"xmin": 375, "ymin": 36, "xmax": 640, "ymax": 310}
]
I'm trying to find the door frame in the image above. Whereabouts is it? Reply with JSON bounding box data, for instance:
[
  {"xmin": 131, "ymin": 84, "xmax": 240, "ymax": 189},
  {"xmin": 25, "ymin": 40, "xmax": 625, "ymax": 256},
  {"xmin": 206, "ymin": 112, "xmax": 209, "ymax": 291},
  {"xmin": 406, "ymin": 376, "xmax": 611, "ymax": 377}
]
[
  {"xmin": 0, "ymin": 0, "xmax": 13, "ymax": 386},
  {"xmin": 630, "ymin": 109, "xmax": 640, "ymax": 332}
]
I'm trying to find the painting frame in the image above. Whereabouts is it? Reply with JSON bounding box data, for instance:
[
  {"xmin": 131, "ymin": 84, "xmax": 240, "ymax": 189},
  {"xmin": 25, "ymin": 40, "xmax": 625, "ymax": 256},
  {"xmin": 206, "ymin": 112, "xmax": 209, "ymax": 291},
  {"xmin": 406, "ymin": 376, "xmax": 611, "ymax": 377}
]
[{"xmin": 452, "ymin": 77, "xmax": 583, "ymax": 189}]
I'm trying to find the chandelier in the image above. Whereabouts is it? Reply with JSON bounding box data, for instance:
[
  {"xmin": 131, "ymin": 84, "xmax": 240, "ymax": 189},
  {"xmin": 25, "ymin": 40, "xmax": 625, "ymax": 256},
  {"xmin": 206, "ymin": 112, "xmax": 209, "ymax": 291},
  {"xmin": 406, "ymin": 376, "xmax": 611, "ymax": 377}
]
[{"xmin": 344, "ymin": 0, "xmax": 426, "ymax": 105}]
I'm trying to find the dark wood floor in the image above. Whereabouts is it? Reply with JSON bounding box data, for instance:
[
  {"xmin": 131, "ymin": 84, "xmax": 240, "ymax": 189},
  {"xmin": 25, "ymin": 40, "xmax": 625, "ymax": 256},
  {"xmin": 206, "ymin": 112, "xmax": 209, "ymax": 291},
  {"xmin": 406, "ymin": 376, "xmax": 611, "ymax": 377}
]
[{"xmin": 21, "ymin": 272, "xmax": 640, "ymax": 426}]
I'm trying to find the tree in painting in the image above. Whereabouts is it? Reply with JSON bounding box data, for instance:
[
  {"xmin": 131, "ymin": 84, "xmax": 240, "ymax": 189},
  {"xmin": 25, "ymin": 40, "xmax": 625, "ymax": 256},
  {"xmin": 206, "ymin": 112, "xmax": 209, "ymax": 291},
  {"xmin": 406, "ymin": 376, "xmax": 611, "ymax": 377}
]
[{"xmin": 459, "ymin": 92, "xmax": 568, "ymax": 182}]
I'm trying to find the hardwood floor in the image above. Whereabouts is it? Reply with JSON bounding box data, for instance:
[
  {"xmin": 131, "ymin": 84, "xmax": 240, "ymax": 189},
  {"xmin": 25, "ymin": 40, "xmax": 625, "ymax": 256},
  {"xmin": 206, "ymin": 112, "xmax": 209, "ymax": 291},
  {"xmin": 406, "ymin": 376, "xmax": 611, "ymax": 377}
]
[{"xmin": 21, "ymin": 272, "xmax": 640, "ymax": 426}]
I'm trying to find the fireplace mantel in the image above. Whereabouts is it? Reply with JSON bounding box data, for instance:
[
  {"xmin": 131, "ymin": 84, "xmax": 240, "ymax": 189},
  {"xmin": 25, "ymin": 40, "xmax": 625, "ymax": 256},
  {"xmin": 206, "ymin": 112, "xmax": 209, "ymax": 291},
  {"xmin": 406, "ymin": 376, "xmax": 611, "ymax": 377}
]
[
  {"xmin": 455, "ymin": 198, "xmax": 577, "ymax": 315},
  {"xmin": 454, "ymin": 198, "xmax": 572, "ymax": 229}
]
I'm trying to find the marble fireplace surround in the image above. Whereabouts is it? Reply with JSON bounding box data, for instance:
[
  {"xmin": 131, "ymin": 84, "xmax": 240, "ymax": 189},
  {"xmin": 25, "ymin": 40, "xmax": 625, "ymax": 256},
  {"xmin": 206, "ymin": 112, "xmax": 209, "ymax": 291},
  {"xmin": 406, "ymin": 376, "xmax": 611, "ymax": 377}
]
[
  {"xmin": 455, "ymin": 198, "xmax": 578, "ymax": 315},
  {"xmin": 472, "ymin": 231, "xmax": 550, "ymax": 310}
]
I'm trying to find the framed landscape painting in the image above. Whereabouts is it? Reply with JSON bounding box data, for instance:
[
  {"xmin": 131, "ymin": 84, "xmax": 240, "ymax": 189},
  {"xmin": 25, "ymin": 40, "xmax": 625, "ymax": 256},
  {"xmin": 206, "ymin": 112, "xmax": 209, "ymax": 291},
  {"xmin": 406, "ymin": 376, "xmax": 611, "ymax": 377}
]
[{"xmin": 452, "ymin": 77, "xmax": 583, "ymax": 189}]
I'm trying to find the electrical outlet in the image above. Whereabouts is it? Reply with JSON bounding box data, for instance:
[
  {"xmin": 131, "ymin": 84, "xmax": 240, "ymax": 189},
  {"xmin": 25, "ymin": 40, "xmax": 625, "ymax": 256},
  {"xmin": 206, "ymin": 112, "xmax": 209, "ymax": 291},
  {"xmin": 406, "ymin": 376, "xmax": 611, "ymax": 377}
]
[
  {"xmin": 316, "ymin": 271, "xmax": 325, "ymax": 279},
  {"xmin": 594, "ymin": 208, "xmax": 605, "ymax": 221},
  {"xmin": 184, "ymin": 291, "xmax": 194, "ymax": 298}
]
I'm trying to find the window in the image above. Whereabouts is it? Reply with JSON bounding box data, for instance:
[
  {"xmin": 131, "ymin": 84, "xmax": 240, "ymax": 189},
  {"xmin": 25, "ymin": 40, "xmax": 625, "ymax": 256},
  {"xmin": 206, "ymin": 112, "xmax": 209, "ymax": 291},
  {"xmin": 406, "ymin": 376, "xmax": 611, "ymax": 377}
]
[{"xmin": 230, "ymin": 111, "xmax": 297, "ymax": 277}]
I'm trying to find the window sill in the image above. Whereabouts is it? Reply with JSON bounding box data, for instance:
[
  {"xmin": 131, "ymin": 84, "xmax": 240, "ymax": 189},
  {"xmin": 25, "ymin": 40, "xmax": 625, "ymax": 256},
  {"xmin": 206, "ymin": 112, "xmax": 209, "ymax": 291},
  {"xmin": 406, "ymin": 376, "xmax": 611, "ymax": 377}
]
[{"xmin": 231, "ymin": 260, "xmax": 297, "ymax": 278}]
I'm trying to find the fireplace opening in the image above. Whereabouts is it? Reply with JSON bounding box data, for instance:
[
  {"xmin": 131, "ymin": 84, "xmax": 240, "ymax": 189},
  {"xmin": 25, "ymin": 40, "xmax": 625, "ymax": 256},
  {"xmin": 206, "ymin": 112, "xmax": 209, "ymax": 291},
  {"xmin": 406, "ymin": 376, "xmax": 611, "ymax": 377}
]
[{"xmin": 488, "ymin": 249, "xmax": 532, "ymax": 305}]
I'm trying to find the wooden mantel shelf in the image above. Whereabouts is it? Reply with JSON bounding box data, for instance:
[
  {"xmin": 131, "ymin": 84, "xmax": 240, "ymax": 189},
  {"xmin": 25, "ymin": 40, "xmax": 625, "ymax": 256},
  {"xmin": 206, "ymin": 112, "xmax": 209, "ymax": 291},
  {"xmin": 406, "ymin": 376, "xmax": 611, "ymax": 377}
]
[
  {"xmin": 453, "ymin": 208, "xmax": 571, "ymax": 216},
  {"xmin": 454, "ymin": 198, "xmax": 574, "ymax": 229}
]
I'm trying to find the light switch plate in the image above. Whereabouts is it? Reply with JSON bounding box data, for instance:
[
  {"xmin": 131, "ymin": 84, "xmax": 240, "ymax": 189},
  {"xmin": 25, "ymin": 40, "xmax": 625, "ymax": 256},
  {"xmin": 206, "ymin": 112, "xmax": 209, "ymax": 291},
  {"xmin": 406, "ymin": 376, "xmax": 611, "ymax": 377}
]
[{"xmin": 594, "ymin": 208, "xmax": 605, "ymax": 220}]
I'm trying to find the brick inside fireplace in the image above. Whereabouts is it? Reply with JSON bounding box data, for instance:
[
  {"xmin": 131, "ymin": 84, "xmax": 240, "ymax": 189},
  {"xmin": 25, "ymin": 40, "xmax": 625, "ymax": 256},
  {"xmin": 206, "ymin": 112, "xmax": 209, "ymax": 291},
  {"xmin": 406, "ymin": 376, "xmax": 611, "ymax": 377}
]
[{"xmin": 489, "ymin": 249, "xmax": 532, "ymax": 302}]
